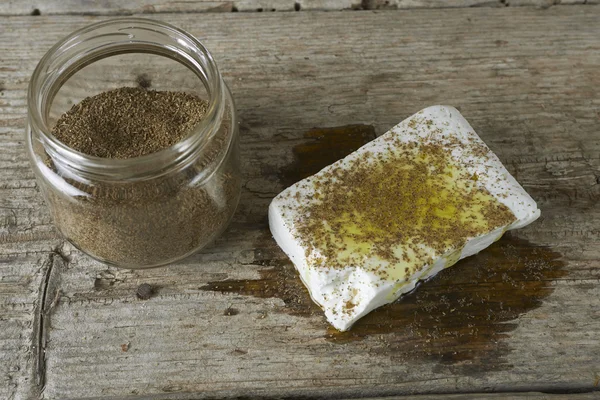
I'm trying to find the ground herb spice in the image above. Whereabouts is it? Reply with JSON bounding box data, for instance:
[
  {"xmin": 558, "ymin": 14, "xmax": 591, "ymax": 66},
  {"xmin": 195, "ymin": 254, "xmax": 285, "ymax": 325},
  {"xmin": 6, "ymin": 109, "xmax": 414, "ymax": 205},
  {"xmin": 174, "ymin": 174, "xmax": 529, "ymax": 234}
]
[
  {"xmin": 46, "ymin": 87, "xmax": 240, "ymax": 267},
  {"xmin": 52, "ymin": 87, "xmax": 209, "ymax": 158},
  {"xmin": 289, "ymin": 130, "xmax": 517, "ymax": 278}
]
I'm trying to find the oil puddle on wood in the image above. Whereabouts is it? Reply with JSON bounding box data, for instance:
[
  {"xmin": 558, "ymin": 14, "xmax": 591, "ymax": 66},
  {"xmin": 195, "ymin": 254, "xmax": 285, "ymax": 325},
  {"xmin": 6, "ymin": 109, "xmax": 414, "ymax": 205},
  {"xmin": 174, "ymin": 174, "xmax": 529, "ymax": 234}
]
[
  {"xmin": 201, "ymin": 235, "xmax": 566, "ymax": 371},
  {"xmin": 324, "ymin": 235, "xmax": 566, "ymax": 370},
  {"xmin": 201, "ymin": 125, "xmax": 567, "ymax": 371},
  {"xmin": 279, "ymin": 124, "xmax": 376, "ymax": 186},
  {"xmin": 200, "ymin": 258, "xmax": 322, "ymax": 318}
]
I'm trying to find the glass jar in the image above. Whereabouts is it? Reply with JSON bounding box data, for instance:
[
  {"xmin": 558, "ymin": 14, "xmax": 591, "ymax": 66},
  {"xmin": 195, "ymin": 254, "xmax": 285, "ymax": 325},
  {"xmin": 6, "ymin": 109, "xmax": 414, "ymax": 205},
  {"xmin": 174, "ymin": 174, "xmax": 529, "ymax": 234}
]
[{"xmin": 26, "ymin": 18, "xmax": 241, "ymax": 268}]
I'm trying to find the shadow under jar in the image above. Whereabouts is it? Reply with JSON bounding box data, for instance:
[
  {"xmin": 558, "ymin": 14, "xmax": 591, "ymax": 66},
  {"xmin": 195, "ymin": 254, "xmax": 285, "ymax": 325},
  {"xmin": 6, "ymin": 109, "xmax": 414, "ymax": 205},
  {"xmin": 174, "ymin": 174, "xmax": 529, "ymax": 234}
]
[{"xmin": 26, "ymin": 18, "xmax": 241, "ymax": 268}]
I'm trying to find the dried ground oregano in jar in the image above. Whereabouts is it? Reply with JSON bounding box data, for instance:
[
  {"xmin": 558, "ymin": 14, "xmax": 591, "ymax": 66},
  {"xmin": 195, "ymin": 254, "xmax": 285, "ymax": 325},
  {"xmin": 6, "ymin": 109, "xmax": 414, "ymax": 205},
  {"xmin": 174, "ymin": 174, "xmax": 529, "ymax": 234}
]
[
  {"xmin": 43, "ymin": 87, "xmax": 240, "ymax": 267},
  {"xmin": 28, "ymin": 19, "xmax": 241, "ymax": 268},
  {"xmin": 52, "ymin": 87, "xmax": 210, "ymax": 159}
]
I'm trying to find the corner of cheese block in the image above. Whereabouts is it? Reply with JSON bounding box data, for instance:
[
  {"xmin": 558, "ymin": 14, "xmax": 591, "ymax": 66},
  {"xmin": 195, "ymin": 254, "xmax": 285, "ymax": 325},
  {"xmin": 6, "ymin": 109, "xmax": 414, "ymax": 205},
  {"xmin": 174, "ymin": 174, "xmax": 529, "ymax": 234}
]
[
  {"xmin": 317, "ymin": 265, "xmax": 414, "ymax": 332},
  {"xmin": 418, "ymin": 104, "xmax": 462, "ymax": 119},
  {"xmin": 405, "ymin": 104, "xmax": 541, "ymax": 231}
]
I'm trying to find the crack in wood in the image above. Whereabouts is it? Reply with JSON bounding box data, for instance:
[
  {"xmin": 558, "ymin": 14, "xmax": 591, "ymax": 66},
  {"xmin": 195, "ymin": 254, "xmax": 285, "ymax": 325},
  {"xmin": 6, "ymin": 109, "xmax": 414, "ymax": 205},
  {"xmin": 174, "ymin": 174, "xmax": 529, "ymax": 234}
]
[
  {"xmin": 0, "ymin": 0, "xmax": 594, "ymax": 16},
  {"xmin": 31, "ymin": 244, "xmax": 67, "ymax": 396}
]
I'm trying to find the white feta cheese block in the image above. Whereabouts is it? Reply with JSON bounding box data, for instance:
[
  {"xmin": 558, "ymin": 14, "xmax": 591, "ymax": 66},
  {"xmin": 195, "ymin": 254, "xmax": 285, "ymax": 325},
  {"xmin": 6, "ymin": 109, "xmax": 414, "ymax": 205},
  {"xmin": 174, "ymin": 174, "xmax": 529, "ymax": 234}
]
[{"xmin": 269, "ymin": 105, "xmax": 540, "ymax": 331}]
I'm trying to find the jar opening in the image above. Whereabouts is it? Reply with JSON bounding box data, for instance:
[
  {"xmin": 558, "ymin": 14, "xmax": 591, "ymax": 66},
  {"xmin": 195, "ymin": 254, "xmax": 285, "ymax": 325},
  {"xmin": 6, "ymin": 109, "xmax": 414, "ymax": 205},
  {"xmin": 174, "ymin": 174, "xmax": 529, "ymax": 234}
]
[{"xmin": 28, "ymin": 18, "xmax": 228, "ymax": 182}]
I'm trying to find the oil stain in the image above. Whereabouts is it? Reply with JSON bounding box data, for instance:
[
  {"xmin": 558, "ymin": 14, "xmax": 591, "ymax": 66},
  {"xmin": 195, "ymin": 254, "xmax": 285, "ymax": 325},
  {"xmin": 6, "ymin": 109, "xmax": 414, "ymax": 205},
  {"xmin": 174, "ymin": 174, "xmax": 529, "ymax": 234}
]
[
  {"xmin": 201, "ymin": 234, "xmax": 566, "ymax": 371},
  {"xmin": 201, "ymin": 125, "xmax": 567, "ymax": 371},
  {"xmin": 279, "ymin": 124, "xmax": 376, "ymax": 187},
  {"xmin": 324, "ymin": 235, "xmax": 567, "ymax": 370},
  {"xmin": 201, "ymin": 258, "xmax": 322, "ymax": 318}
]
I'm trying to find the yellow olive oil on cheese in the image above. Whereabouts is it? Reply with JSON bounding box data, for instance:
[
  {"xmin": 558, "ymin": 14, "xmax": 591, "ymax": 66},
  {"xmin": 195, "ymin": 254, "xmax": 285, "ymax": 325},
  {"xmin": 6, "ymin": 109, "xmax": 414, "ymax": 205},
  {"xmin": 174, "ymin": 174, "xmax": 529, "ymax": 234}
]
[{"xmin": 291, "ymin": 143, "xmax": 517, "ymax": 285}]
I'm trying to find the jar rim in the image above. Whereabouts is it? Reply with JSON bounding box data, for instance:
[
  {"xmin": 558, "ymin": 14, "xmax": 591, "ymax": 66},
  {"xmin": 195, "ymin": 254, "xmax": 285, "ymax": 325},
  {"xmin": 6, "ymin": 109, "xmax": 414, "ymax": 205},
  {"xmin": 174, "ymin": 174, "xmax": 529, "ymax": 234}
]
[{"xmin": 28, "ymin": 17, "xmax": 228, "ymax": 181}]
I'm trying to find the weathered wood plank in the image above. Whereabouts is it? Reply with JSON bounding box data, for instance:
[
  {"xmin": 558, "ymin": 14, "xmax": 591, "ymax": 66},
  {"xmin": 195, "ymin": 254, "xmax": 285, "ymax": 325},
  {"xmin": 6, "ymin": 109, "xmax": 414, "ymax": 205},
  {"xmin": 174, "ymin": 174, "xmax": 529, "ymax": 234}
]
[
  {"xmin": 0, "ymin": 6, "xmax": 599, "ymax": 400},
  {"xmin": 0, "ymin": 252, "xmax": 62, "ymax": 400},
  {"xmin": 0, "ymin": 0, "xmax": 596, "ymax": 16},
  {"xmin": 368, "ymin": 395, "xmax": 600, "ymax": 400}
]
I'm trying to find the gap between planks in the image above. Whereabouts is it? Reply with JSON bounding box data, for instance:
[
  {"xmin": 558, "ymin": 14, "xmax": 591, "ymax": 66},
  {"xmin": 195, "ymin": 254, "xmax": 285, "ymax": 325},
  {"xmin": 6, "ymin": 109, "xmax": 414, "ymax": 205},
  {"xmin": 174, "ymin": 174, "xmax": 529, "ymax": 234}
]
[{"xmin": 0, "ymin": 0, "xmax": 598, "ymax": 17}]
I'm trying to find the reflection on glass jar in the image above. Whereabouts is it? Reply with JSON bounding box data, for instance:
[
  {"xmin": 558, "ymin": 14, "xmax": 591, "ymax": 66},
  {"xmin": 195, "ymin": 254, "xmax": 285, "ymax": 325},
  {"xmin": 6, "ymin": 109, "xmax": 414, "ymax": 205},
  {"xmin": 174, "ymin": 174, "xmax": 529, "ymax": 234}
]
[{"xmin": 26, "ymin": 18, "xmax": 241, "ymax": 268}]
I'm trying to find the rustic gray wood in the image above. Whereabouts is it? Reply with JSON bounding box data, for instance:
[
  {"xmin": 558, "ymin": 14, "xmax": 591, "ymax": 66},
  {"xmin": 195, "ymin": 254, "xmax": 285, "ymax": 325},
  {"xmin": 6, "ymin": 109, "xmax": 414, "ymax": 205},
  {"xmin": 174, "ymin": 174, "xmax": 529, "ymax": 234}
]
[
  {"xmin": 1, "ymin": 5, "xmax": 600, "ymax": 400},
  {"xmin": 0, "ymin": 0, "xmax": 596, "ymax": 15},
  {"xmin": 368, "ymin": 395, "xmax": 600, "ymax": 400}
]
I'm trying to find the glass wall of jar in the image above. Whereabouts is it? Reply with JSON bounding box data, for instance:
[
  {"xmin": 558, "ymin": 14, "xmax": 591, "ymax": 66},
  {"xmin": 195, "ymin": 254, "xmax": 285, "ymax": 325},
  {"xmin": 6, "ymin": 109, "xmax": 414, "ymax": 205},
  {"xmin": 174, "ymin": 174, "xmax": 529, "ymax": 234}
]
[{"xmin": 26, "ymin": 18, "xmax": 241, "ymax": 268}]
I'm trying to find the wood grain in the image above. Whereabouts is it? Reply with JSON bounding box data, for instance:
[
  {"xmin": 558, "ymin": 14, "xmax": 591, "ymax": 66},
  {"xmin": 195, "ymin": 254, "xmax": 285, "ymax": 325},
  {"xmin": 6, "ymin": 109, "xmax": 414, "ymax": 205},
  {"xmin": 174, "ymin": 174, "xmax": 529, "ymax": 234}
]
[
  {"xmin": 0, "ymin": 6, "xmax": 599, "ymax": 400},
  {"xmin": 369, "ymin": 395, "xmax": 600, "ymax": 400},
  {"xmin": 0, "ymin": 0, "xmax": 596, "ymax": 16}
]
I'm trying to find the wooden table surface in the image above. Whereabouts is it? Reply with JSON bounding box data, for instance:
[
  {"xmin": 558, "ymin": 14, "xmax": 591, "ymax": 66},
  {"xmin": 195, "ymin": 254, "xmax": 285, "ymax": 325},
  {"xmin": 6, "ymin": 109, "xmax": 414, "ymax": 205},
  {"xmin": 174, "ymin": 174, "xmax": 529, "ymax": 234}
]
[{"xmin": 1, "ymin": 1, "xmax": 599, "ymax": 399}]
